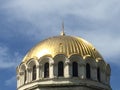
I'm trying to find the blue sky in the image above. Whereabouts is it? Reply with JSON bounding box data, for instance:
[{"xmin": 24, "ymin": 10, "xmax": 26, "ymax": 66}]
[{"xmin": 0, "ymin": 0, "xmax": 120, "ymax": 90}]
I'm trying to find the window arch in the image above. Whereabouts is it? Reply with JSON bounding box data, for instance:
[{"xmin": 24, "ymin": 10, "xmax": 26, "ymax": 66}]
[
  {"xmin": 86, "ymin": 63, "xmax": 91, "ymax": 79},
  {"xmin": 58, "ymin": 61, "xmax": 64, "ymax": 77},
  {"xmin": 72, "ymin": 62, "xmax": 78, "ymax": 77},
  {"xmin": 97, "ymin": 67, "xmax": 100, "ymax": 82},
  {"xmin": 44, "ymin": 62, "xmax": 49, "ymax": 78},
  {"xmin": 32, "ymin": 65, "xmax": 36, "ymax": 80}
]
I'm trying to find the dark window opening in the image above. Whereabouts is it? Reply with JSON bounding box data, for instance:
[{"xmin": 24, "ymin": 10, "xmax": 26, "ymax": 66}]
[
  {"xmin": 97, "ymin": 67, "xmax": 100, "ymax": 82},
  {"xmin": 86, "ymin": 63, "xmax": 91, "ymax": 79},
  {"xmin": 58, "ymin": 61, "xmax": 64, "ymax": 77},
  {"xmin": 72, "ymin": 62, "xmax": 78, "ymax": 77},
  {"xmin": 32, "ymin": 65, "xmax": 36, "ymax": 80},
  {"xmin": 44, "ymin": 62, "xmax": 49, "ymax": 78}
]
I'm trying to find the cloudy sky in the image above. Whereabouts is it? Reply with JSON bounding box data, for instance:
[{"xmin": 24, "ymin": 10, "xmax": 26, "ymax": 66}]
[{"xmin": 0, "ymin": 0, "xmax": 120, "ymax": 90}]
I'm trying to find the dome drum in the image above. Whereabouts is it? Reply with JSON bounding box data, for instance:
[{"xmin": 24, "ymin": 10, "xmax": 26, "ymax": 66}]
[{"xmin": 17, "ymin": 54, "xmax": 111, "ymax": 90}]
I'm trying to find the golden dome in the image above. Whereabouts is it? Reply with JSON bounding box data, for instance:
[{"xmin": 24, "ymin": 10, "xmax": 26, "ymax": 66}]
[{"xmin": 22, "ymin": 35, "xmax": 103, "ymax": 62}]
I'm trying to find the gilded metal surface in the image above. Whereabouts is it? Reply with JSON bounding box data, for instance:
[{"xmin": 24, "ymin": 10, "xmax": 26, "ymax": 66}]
[{"xmin": 22, "ymin": 35, "xmax": 103, "ymax": 62}]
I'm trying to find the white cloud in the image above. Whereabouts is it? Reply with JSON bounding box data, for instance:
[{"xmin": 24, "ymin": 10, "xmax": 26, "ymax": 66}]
[
  {"xmin": 2, "ymin": 0, "xmax": 120, "ymax": 36},
  {"xmin": 1, "ymin": 0, "xmax": 120, "ymax": 64},
  {"xmin": 2, "ymin": 0, "xmax": 120, "ymax": 20},
  {"xmin": 0, "ymin": 45, "xmax": 21, "ymax": 69}
]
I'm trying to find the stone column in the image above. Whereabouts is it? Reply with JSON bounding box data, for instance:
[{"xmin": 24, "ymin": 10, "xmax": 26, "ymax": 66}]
[
  {"xmin": 50, "ymin": 62, "xmax": 54, "ymax": 78},
  {"xmin": 39, "ymin": 64, "xmax": 42, "ymax": 79},
  {"xmin": 26, "ymin": 68, "xmax": 28, "ymax": 83},
  {"xmin": 19, "ymin": 71, "xmax": 24, "ymax": 86},
  {"xmin": 106, "ymin": 74, "xmax": 110, "ymax": 85},
  {"xmin": 79, "ymin": 63, "xmax": 86, "ymax": 79},
  {"xmin": 54, "ymin": 63, "xmax": 58, "ymax": 78},
  {"xmin": 17, "ymin": 75, "xmax": 20, "ymax": 88},
  {"xmin": 104, "ymin": 72, "xmax": 107, "ymax": 84},
  {"xmin": 91, "ymin": 66, "xmax": 97, "ymax": 81},
  {"xmin": 27, "ymin": 68, "xmax": 32, "ymax": 82},
  {"xmin": 36, "ymin": 65, "xmax": 39, "ymax": 80},
  {"xmin": 39, "ymin": 64, "xmax": 45, "ymax": 79},
  {"xmin": 64, "ymin": 59, "xmax": 71, "ymax": 78}
]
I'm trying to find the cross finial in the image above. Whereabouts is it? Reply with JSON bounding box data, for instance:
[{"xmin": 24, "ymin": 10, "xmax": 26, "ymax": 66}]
[{"xmin": 60, "ymin": 21, "xmax": 65, "ymax": 36}]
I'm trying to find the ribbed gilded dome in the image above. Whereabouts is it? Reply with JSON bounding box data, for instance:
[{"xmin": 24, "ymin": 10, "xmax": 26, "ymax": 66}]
[{"xmin": 22, "ymin": 35, "xmax": 103, "ymax": 62}]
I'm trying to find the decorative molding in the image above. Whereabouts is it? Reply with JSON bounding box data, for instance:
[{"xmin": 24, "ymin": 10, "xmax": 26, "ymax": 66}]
[
  {"xmin": 27, "ymin": 68, "xmax": 32, "ymax": 72},
  {"xmin": 19, "ymin": 72, "xmax": 24, "ymax": 75},
  {"xmin": 50, "ymin": 62, "xmax": 54, "ymax": 66},
  {"xmin": 65, "ymin": 60, "xmax": 70, "ymax": 65}
]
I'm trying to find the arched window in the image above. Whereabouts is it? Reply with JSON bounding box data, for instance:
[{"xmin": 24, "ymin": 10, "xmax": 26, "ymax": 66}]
[
  {"xmin": 32, "ymin": 65, "xmax": 36, "ymax": 80},
  {"xmin": 97, "ymin": 67, "xmax": 100, "ymax": 82},
  {"xmin": 86, "ymin": 63, "xmax": 91, "ymax": 79},
  {"xmin": 58, "ymin": 61, "xmax": 64, "ymax": 77},
  {"xmin": 72, "ymin": 62, "xmax": 78, "ymax": 77},
  {"xmin": 44, "ymin": 62, "xmax": 49, "ymax": 78},
  {"xmin": 24, "ymin": 70, "xmax": 26, "ymax": 83}
]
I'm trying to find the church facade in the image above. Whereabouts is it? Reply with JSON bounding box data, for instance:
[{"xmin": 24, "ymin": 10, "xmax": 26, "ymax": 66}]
[{"xmin": 16, "ymin": 31, "xmax": 112, "ymax": 90}]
